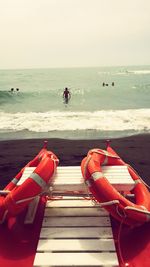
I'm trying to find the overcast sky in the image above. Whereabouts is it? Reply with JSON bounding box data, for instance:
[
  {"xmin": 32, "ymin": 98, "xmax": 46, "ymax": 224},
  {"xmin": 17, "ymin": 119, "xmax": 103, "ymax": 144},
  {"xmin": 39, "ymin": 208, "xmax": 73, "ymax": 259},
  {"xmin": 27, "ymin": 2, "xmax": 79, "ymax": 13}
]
[{"xmin": 0, "ymin": 0, "xmax": 150, "ymax": 69}]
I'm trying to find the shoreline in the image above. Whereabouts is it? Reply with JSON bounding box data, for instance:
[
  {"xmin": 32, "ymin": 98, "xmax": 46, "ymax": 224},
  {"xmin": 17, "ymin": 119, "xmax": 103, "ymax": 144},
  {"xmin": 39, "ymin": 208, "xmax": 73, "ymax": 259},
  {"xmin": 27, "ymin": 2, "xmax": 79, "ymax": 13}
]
[
  {"xmin": 0, "ymin": 134, "xmax": 150, "ymax": 189},
  {"xmin": 0, "ymin": 129, "xmax": 141, "ymax": 141}
]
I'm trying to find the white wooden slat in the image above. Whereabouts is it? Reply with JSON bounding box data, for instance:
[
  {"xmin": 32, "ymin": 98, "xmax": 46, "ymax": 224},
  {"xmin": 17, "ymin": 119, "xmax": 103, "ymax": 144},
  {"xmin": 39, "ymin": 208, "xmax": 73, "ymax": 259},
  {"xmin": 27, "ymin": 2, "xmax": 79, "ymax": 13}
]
[
  {"xmin": 46, "ymin": 199, "xmax": 99, "ymax": 207},
  {"xmin": 58, "ymin": 166, "xmax": 81, "ymax": 170},
  {"xmin": 55, "ymin": 167, "xmax": 131, "ymax": 177},
  {"xmin": 37, "ymin": 239, "xmax": 116, "ymax": 252},
  {"xmin": 56, "ymin": 167, "xmax": 129, "ymax": 173},
  {"xmin": 42, "ymin": 216, "xmax": 111, "ymax": 227},
  {"xmin": 52, "ymin": 183, "xmax": 131, "ymax": 192},
  {"xmin": 53, "ymin": 177, "xmax": 132, "ymax": 184},
  {"xmin": 55, "ymin": 167, "xmax": 130, "ymax": 173},
  {"xmin": 44, "ymin": 207, "xmax": 108, "ymax": 217},
  {"xmin": 103, "ymin": 165, "xmax": 130, "ymax": 172},
  {"xmin": 17, "ymin": 165, "xmax": 134, "ymax": 191},
  {"xmin": 54, "ymin": 174, "xmax": 132, "ymax": 180},
  {"xmin": 57, "ymin": 165, "xmax": 128, "ymax": 172},
  {"xmin": 34, "ymin": 252, "xmax": 118, "ymax": 266},
  {"xmin": 40, "ymin": 226, "xmax": 113, "ymax": 239},
  {"xmin": 57, "ymin": 165, "xmax": 129, "ymax": 173},
  {"xmin": 49, "ymin": 196, "xmax": 91, "ymax": 199},
  {"xmin": 19, "ymin": 165, "xmax": 130, "ymax": 174},
  {"xmin": 53, "ymin": 166, "xmax": 134, "ymax": 192},
  {"xmin": 103, "ymin": 169, "xmax": 129, "ymax": 174},
  {"xmin": 53, "ymin": 182, "xmax": 133, "ymax": 193}
]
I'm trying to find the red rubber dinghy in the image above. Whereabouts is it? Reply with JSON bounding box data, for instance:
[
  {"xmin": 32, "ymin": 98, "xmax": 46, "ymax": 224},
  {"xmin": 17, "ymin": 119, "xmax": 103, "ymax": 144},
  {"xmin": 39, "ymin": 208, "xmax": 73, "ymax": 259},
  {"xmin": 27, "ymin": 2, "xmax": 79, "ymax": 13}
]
[
  {"xmin": 0, "ymin": 141, "xmax": 59, "ymax": 224},
  {"xmin": 81, "ymin": 142, "xmax": 150, "ymax": 227}
]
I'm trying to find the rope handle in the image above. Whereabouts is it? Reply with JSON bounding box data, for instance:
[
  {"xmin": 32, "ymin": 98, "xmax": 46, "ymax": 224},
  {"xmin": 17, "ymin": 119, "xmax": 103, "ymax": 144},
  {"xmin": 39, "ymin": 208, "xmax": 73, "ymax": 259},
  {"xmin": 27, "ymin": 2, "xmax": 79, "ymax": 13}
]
[
  {"xmin": 99, "ymin": 199, "xmax": 119, "ymax": 208},
  {"xmin": 125, "ymin": 205, "xmax": 150, "ymax": 216},
  {"xmin": 88, "ymin": 148, "xmax": 119, "ymax": 158}
]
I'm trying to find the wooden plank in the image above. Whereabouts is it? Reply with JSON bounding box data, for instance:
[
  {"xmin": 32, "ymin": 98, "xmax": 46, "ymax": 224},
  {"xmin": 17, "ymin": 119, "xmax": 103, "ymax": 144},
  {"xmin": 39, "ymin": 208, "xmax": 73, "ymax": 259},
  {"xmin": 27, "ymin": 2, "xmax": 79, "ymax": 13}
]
[
  {"xmin": 57, "ymin": 165, "xmax": 130, "ymax": 174},
  {"xmin": 52, "ymin": 182, "xmax": 132, "ymax": 192},
  {"xmin": 44, "ymin": 207, "xmax": 108, "ymax": 217},
  {"xmin": 34, "ymin": 252, "xmax": 118, "ymax": 266},
  {"xmin": 46, "ymin": 199, "xmax": 99, "ymax": 208},
  {"xmin": 40, "ymin": 226, "xmax": 113, "ymax": 239},
  {"xmin": 55, "ymin": 167, "xmax": 131, "ymax": 178},
  {"xmin": 57, "ymin": 166, "xmax": 80, "ymax": 170},
  {"xmin": 17, "ymin": 165, "xmax": 134, "ymax": 191},
  {"xmin": 37, "ymin": 239, "xmax": 116, "ymax": 252},
  {"xmin": 56, "ymin": 168, "xmax": 130, "ymax": 174},
  {"xmin": 47, "ymin": 196, "xmax": 91, "ymax": 200},
  {"xmin": 57, "ymin": 165, "xmax": 128, "ymax": 171},
  {"xmin": 54, "ymin": 174, "xmax": 132, "ymax": 179},
  {"xmin": 42, "ymin": 216, "xmax": 111, "ymax": 227},
  {"xmin": 103, "ymin": 165, "xmax": 130, "ymax": 172},
  {"xmin": 53, "ymin": 165, "xmax": 134, "ymax": 192}
]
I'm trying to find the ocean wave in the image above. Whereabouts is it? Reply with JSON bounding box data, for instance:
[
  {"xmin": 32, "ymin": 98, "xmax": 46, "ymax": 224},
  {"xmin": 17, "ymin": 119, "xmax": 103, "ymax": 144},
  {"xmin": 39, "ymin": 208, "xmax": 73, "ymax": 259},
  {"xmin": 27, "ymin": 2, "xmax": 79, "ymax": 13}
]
[
  {"xmin": 114, "ymin": 69, "xmax": 150, "ymax": 75},
  {"xmin": 121, "ymin": 70, "xmax": 150, "ymax": 75},
  {"xmin": 0, "ymin": 109, "xmax": 149, "ymax": 133},
  {"xmin": 132, "ymin": 70, "xmax": 150, "ymax": 74},
  {"xmin": 0, "ymin": 90, "xmax": 16, "ymax": 101}
]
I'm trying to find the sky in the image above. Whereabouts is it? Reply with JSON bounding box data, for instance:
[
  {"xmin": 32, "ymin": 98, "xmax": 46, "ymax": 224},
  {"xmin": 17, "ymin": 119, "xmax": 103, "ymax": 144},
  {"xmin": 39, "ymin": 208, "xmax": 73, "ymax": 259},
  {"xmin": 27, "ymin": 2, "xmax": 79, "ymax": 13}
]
[{"xmin": 0, "ymin": 0, "xmax": 150, "ymax": 69}]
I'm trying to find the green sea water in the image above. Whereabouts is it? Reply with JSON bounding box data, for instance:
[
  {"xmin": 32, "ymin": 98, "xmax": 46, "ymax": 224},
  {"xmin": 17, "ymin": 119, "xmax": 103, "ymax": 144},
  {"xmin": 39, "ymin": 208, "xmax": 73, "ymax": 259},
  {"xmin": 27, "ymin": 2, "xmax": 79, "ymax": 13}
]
[{"xmin": 0, "ymin": 66, "xmax": 150, "ymax": 140}]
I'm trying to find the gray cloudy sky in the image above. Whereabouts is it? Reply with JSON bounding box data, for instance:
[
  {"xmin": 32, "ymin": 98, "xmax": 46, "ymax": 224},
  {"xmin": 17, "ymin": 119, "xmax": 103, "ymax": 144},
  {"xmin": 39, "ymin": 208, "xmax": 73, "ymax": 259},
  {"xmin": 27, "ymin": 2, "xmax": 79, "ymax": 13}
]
[{"xmin": 0, "ymin": 0, "xmax": 150, "ymax": 69}]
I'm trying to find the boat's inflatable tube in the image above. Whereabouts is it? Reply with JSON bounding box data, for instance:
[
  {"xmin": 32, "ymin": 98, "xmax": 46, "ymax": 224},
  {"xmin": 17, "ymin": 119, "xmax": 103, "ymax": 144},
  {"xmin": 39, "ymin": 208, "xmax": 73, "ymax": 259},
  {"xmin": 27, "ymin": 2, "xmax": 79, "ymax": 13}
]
[
  {"xmin": 0, "ymin": 145, "xmax": 59, "ymax": 223},
  {"xmin": 81, "ymin": 146, "xmax": 150, "ymax": 226},
  {"xmin": 4, "ymin": 143, "xmax": 53, "ymax": 191}
]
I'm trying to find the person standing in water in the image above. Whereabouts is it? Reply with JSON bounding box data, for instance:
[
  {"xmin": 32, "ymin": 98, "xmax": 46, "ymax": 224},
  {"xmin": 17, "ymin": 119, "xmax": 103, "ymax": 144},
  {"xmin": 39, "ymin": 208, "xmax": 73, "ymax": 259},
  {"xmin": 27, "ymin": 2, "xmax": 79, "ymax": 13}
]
[{"xmin": 63, "ymin": 87, "xmax": 71, "ymax": 104}]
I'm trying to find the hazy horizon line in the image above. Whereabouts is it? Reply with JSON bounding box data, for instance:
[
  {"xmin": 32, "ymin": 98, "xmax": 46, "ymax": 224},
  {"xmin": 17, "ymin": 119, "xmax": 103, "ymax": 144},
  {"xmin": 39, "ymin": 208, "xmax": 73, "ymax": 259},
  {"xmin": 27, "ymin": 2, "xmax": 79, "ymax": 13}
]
[{"xmin": 0, "ymin": 64, "xmax": 150, "ymax": 71}]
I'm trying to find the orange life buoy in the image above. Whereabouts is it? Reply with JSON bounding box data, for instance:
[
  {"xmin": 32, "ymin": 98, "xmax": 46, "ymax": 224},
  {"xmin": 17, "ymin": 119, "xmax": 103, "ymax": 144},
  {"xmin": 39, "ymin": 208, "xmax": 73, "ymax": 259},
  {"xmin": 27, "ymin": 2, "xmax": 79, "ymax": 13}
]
[
  {"xmin": 4, "ymin": 145, "xmax": 50, "ymax": 191},
  {"xmin": 81, "ymin": 146, "xmax": 150, "ymax": 226},
  {"xmin": 0, "ymin": 147, "xmax": 59, "ymax": 223}
]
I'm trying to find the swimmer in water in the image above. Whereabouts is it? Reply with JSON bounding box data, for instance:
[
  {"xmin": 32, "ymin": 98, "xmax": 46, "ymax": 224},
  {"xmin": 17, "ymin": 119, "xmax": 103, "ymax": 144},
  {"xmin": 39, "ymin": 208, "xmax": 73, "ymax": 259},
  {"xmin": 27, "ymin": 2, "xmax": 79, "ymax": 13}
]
[{"xmin": 63, "ymin": 87, "xmax": 71, "ymax": 104}]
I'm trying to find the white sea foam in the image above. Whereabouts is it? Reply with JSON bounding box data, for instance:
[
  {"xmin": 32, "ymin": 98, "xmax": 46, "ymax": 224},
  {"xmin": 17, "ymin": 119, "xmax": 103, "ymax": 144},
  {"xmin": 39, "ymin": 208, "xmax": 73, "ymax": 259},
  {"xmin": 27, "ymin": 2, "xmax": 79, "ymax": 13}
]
[
  {"xmin": 115, "ymin": 69, "xmax": 150, "ymax": 75},
  {"xmin": 132, "ymin": 70, "xmax": 150, "ymax": 74},
  {"xmin": 0, "ymin": 109, "xmax": 150, "ymax": 133}
]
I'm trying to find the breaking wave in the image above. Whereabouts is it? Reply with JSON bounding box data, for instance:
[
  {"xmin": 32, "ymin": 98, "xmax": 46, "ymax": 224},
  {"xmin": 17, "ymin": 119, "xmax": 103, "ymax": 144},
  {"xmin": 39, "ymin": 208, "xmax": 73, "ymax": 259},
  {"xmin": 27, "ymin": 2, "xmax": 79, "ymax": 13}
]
[{"xmin": 0, "ymin": 109, "xmax": 149, "ymax": 133}]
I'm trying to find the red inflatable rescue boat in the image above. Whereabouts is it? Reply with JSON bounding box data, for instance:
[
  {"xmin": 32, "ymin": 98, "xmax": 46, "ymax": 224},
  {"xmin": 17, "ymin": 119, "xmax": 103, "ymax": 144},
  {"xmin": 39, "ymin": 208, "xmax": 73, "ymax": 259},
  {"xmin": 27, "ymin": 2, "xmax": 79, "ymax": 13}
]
[
  {"xmin": 81, "ymin": 143, "xmax": 150, "ymax": 226},
  {"xmin": 0, "ymin": 142, "xmax": 59, "ymax": 223}
]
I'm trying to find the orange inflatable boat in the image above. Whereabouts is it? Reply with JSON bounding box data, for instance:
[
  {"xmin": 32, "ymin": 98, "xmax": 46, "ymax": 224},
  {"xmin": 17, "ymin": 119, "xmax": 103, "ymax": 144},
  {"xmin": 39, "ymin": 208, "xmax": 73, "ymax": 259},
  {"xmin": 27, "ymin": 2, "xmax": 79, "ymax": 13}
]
[
  {"xmin": 0, "ymin": 142, "xmax": 59, "ymax": 223},
  {"xmin": 81, "ymin": 143, "xmax": 150, "ymax": 226}
]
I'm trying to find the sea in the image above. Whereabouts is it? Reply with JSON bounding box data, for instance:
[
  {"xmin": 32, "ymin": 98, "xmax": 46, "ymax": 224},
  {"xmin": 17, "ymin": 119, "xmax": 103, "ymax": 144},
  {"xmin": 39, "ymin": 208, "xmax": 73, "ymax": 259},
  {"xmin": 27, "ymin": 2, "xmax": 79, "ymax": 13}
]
[{"xmin": 0, "ymin": 65, "xmax": 150, "ymax": 140}]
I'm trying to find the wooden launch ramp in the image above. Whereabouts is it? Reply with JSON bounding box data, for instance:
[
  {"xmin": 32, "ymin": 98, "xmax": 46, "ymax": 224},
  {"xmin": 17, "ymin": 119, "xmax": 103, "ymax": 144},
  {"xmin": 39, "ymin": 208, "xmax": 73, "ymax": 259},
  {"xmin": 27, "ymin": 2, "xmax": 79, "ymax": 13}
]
[{"xmin": 20, "ymin": 165, "xmax": 134, "ymax": 267}]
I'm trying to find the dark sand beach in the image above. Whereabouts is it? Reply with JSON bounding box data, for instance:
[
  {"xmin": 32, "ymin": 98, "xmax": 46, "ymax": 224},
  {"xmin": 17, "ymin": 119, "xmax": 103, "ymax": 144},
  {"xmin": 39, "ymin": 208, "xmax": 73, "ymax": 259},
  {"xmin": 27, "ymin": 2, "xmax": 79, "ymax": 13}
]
[{"xmin": 0, "ymin": 134, "xmax": 150, "ymax": 189}]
